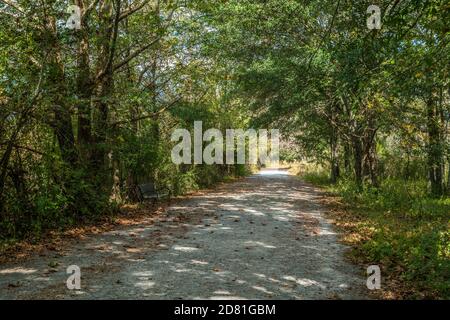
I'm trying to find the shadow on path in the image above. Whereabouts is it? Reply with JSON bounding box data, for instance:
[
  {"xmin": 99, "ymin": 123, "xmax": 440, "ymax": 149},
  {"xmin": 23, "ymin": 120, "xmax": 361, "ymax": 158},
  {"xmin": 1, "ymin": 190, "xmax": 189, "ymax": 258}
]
[{"xmin": 0, "ymin": 169, "xmax": 368, "ymax": 299}]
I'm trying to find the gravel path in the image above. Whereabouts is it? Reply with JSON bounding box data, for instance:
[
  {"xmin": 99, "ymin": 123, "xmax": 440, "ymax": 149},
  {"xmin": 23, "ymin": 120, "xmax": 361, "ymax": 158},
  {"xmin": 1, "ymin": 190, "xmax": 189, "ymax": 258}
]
[{"xmin": 0, "ymin": 170, "xmax": 368, "ymax": 299}]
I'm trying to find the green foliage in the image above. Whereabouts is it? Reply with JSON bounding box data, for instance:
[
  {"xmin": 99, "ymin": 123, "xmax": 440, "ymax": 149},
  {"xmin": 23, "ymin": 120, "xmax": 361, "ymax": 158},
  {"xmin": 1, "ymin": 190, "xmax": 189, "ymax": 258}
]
[
  {"xmin": 0, "ymin": 1, "xmax": 254, "ymax": 244},
  {"xmin": 302, "ymin": 171, "xmax": 331, "ymax": 186}
]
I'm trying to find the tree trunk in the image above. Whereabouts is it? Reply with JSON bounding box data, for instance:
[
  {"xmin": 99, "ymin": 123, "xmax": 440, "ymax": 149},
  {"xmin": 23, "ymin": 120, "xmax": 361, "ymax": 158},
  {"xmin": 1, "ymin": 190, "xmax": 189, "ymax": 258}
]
[
  {"xmin": 362, "ymin": 117, "xmax": 378, "ymax": 187},
  {"xmin": 367, "ymin": 139, "xmax": 379, "ymax": 187},
  {"xmin": 330, "ymin": 123, "xmax": 340, "ymax": 183},
  {"xmin": 426, "ymin": 95, "xmax": 443, "ymax": 196},
  {"xmin": 343, "ymin": 141, "xmax": 351, "ymax": 174},
  {"xmin": 37, "ymin": 14, "xmax": 78, "ymax": 168},
  {"xmin": 352, "ymin": 136, "xmax": 363, "ymax": 189},
  {"xmin": 0, "ymin": 124, "xmax": 22, "ymax": 215},
  {"xmin": 447, "ymin": 156, "xmax": 450, "ymax": 193},
  {"xmin": 46, "ymin": 23, "xmax": 78, "ymax": 167},
  {"xmin": 75, "ymin": 28, "xmax": 93, "ymax": 160},
  {"xmin": 91, "ymin": 0, "xmax": 118, "ymax": 178}
]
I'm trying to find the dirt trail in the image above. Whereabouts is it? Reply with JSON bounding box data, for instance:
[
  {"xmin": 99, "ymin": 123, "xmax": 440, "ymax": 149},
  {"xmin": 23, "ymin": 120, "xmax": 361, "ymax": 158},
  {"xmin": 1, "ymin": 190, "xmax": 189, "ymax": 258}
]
[{"xmin": 0, "ymin": 170, "xmax": 368, "ymax": 299}]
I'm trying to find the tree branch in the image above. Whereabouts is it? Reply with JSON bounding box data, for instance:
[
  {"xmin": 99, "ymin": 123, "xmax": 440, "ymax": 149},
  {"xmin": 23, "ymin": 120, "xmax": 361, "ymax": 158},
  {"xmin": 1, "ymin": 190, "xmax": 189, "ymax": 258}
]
[{"xmin": 119, "ymin": 0, "xmax": 151, "ymax": 22}]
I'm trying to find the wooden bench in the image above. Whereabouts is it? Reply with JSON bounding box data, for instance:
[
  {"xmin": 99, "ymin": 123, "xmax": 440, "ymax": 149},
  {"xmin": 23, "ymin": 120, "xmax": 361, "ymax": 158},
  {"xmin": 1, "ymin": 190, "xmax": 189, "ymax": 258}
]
[{"xmin": 136, "ymin": 182, "xmax": 170, "ymax": 203}]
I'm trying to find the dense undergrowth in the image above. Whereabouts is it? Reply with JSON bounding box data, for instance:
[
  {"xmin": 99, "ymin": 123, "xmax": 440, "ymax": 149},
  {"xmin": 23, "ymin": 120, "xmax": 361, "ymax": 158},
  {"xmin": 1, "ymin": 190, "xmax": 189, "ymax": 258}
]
[{"xmin": 0, "ymin": 163, "xmax": 251, "ymax": 251}]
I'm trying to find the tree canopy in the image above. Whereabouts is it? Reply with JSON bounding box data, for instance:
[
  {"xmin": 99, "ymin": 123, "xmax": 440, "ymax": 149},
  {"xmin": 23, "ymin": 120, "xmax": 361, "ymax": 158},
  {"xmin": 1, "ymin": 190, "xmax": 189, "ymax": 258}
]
[{"xmin": 0, "ymin": 1, "xmax": 449, "ymax": 256}]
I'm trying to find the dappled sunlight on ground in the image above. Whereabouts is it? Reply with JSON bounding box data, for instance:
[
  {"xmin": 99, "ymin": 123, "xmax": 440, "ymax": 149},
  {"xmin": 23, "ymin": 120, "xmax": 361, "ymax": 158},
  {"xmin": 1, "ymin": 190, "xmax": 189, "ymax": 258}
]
[{"xmin": 0, "ymin": 171, "xmax": 367, "ymax": 299}]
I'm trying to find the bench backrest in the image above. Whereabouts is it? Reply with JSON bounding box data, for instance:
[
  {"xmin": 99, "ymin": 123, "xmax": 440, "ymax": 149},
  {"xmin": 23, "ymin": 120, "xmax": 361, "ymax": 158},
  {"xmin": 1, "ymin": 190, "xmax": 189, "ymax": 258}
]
[{"xmin": 139, "ymin": 183, "xmax": 156, "ymax": 195}]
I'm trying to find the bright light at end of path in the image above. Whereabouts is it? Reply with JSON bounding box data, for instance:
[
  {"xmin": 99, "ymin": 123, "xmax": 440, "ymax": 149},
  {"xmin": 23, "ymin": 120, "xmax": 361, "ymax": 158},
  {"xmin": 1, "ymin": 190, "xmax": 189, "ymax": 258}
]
[{"xmin": 258, "ymin": 169, "xmax": 290, "ymax": 176}]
